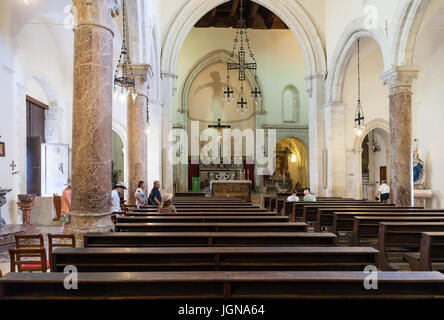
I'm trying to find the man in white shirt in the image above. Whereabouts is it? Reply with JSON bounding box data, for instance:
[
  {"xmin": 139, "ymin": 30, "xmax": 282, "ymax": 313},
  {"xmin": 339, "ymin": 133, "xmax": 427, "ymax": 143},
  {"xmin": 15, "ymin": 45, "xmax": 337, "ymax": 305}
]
[
  {"xmin": 287, "ymin": 190, "xmax": 300, "ymax": 202},
  {"xmin": 111, "ymin": 182, "xmax": 127, "ymax": 213},
  {"xmin": 377, "ymin": 180, "xmax": 390, "ymax": 203}
]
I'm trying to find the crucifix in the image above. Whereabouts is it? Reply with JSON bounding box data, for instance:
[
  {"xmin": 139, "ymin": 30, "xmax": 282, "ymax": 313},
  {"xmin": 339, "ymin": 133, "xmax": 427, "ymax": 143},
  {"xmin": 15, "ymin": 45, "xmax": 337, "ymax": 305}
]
[
  {"xmin": 355, "ymin": 110, "xmax": 364, "ymax": 127},
  {"xmin": 228, "ymin": 51, "xmax": 257, "ymax": 81},
  {"xmin": 208, "ymin": 119, "xmax": 231, "ymax": 167},
  {"xmin": 224, "ymin": 85, "xmax": 234, "ymax": 99},
  {"xmin": 10, "ymin": 161, "xmax": 16, "ymax": 172},
  {"xmin": 251, "ymin": 86, "xmax": 261, "ymax": 99}
]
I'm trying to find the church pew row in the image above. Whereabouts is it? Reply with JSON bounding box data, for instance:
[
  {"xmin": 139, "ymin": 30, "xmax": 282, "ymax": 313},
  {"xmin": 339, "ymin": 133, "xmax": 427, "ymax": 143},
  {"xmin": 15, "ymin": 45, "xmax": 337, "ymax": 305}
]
[
  {"xmin": 333, "ymin": 211, "xmax": 444, "ymax": 234},
  {"xmin": 50, "ymin": 246, "xmax": 379, "ymax": 272},
  {"xmin": 353, "ymin": 216, "xmax": 444, "ymax": 245},
  {"xmin": 133, "ymin": 207, "xmax": 268, "ymax": 213},
  {"xmin": 316, "ymin": 207, "xmax": 428, "ymax": 232},
  {"xmin": 405, "ymin": 232, "xmax": 444, "ymax": 272},
  {"xmin": 377, "ymin": 223, "xmax": 444, "ymax": 269},
  {"xmin": 83, "ymin": 232, "xmax": 337, "ymax": 247},
  {"xmin": 116, "ymin": 216, "xmax": 290, "ymax": 223},
  {"xmin": 125, "ymin": 211, "xmax": 279, "ymax": 217},
  {"xmin": 2, "ymin": 271, "xmax": 444, "ymax": 300},
  {"xmin": 115, "ymin": 222, "xmax": 307, "ymax": 233},
  {"xmin": 278, "ymin": 199, "xmax": 364, "ymax": 217},
  {"xmin": 270, "ymin": 198, "xmax": 363, "ymax": 215},
  {"xmin": 142, "ymin": 203, "xmax": 256, "ymax": 207}
]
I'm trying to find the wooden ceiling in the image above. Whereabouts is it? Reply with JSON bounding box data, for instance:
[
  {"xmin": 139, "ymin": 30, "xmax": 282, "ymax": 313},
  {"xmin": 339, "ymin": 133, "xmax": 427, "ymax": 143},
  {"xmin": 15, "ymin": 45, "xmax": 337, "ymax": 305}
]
[{"xmin": 195, "ymin": 0, "xmax": 288, "ymax": 29}]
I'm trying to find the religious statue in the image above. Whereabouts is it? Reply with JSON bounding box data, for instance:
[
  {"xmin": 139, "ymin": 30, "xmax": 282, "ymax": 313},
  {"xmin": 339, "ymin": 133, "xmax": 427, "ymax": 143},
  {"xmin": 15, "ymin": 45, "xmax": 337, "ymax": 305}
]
[{"xmin": 413, "ymin": 139, "xmax": 425, "ymax": 189}]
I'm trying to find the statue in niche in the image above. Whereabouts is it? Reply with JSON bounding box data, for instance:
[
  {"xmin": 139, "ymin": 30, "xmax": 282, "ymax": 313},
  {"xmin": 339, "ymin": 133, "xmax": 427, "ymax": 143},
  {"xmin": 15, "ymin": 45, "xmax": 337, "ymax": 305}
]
[
  {"xmin": 282, "ymin": 85, "xmax": 299, "ymax": 123},
  {"xmin": 413, "ymin": 139, "xmax": 425, "ymax": 189},
  {"xmin": 194, "ymin": 71, "xmax": 227, "ymax": 120}
]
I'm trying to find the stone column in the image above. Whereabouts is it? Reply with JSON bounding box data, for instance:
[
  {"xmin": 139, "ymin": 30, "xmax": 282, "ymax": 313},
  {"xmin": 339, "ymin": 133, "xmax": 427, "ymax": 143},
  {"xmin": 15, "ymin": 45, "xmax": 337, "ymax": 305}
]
[
  {"xmin": 127, "ymin": 65, "xmax": 149, "ymax": 205},
  {"xmin": 379, "ymin": 66, "xmax": 419, "ymax": 206},
  {"xmin": 306, "ymin": 74, "xmax": 326, "ymax": 196},
  {"xmin": 67, "ymin": 0, "xmax": 120, "ymax": 237},
  {"xmin": 323, "ymin": 102, "xmax": 346, "ymax": 197}
]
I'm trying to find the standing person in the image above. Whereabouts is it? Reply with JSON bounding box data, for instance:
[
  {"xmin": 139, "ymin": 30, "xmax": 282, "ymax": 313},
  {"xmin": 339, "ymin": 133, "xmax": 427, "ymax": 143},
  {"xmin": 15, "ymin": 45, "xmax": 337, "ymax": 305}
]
[
  {"xmin": 61, "ymin": 181, "xmax": 72, "ymax": 230},
  {"xmin": 148, "ymin": 180, "xmax": 162, "ymax": 207},
  {"xmin": 287, "ymin": 190, "xmax": 300, "ymax": 202},
  {"xmin": 303, "ymin": 189, "xmax": 317, "ymax": 202},
  {"xmin": 158, "ymin": 193, "xmax": 176, "ymax": 213},
  {"xmin": 135, "ymin": 181, "xmax": 147, "ymax": 208},
  {"xmin": 377, "ymin": 180, "xmax": 390, "ymax": 203},
  {"xmin": 111, "ymin": 182, "xmax": 127, "ymax": 213}
]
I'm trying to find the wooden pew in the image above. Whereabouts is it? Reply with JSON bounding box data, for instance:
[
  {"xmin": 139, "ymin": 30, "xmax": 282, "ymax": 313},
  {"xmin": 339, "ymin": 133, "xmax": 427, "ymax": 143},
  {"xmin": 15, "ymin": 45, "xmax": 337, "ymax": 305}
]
[
  {"xmin": 333, "ymin": 211, "xmax": 444, "ymax": 234},
  {"xmin": 51, "ymin": 246, "xmax": 379, "ymax": 272},
  {"xmin": 405, "ymin": 232, "xmax": 444, "ymax": 272},
  {"xmin": 116, "ymin": 215, "xmax": 290, "ymax": 223},
  {"xmin": 289, "ymin": 201, "xmax": 375, "ymax": 221},
  {"xmin": 316, "ymin": 206, "xmax": 425, "ymax": 232},
  {"xmin": 83, "ymin": 232, "xmax": 337, "ymax": 247},
  {"xmin": 353, "ymin": 216, "xmax": 444, "ymax": 245},
  {"xmin": 125, "ymin": 211, "xmax": 278, "ymax": 217},
  {"xmin": 133, "ymin": 208, "xmax": 268, "ymax": 213},
  {"xmin": 274, "ymin": 198, "xmax": 358, "ymax": 216},
  {"xmin": 115, "ymin": 222, "xmax": 307, "ymax": 233},
  {"xmin": 2, "ymin": 271, "xmax": 444, "ymax": 300},
  {"xmin": 377, "ymin": 223, "xmax": 444, "ymax": 269},
  {"xmin": 302, "ymin": 203, "xmax": 393, "ymax": 223}
]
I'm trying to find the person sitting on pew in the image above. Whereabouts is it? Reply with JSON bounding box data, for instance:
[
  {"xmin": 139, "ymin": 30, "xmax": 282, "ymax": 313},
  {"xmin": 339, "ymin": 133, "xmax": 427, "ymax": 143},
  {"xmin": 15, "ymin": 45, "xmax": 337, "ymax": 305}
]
[
  {"xmin": 303, "ymin": 189, "xmax": 317, "ymax": 202},
  {"xmin": 111, "ymin": 182, "xmax": 127, "ymax": 214},
  {"xmin": 135, "ymin": 181, "xmax": 148, "ymax": 209},
  {"xmin": 148, "ymin": 180, "xmax": 162, "ymax": 207},
  {"xmin": 158, "ymin": 193, "xmax": 176, "ymax": 213},
  {"xmin": 287, "ymin": 190, "xmax": 300, "ymax": 202}
]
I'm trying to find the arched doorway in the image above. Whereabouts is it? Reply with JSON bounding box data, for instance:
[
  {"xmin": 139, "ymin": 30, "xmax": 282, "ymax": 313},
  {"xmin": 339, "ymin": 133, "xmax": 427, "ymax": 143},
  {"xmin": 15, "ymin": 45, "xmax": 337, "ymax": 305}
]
[
  {"xmin": 360, "ymin": 128, "xmax": 390, "ymax": 200},
  {"xmin": 268, "ymin": 137, "xmax": 308, "ymax": 192}
]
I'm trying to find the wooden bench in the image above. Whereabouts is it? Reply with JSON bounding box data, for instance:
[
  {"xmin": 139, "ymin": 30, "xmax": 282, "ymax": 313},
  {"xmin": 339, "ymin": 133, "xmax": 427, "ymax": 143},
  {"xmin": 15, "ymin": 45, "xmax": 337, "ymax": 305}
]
[
  {"xmin": 333, "ymin": 211, "xmax": 444, "ymax": 234},
  {"xmin": 2, "ymin": 271, "xmax": 444, "ymax": 300},
  {"xmin": 316, "ymin": 207, "xmax": 425, "ymax": 232},
  {"xmin": 405, "ymin": 232, "xmax": 444, "ymax": 272},
  {"xmin": 83, "ymin": 232, "xmax": 337, "ymax": 247},
  {"xmin": 116, "ymin": 215, "xmax": 290, "ymax": 223},
  {"xmin": 115, "ymin": 222, "xmax": 307, "ymax": 233},
  {"xmin": 50, "ymin": 246, "xmax": 379, "ymax": 272},
  {"xmin": 125, "ymin": 211, "xmax": 278, "ymax": 217},
  {"xmin": 377, "ymin": 223, "xmax": 444, "ymax": 269},
  {"xmin": 134, "ymin": 207, "xmax": 268, "ymax": 213},
  {"xmin": 353, "ymin": 216, "xmax": 444, "ymax": 245}
]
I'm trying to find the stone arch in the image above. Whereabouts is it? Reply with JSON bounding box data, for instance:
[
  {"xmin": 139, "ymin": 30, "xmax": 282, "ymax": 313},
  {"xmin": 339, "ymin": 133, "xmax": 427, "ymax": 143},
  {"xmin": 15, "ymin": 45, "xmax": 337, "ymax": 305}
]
[
  {"xmin": 352, "ymin": 119, "xmax": 390, "ymax": 152},
  {"xmin": 281, "ymin": 85, "xmax": 300, "ymax": 123},
  {"xmin": 112, "ymin": 120, "xmax": 129, "ymax": 198},
  {"xmin": 326, "ymin": 17, "xmax": 389, "ymax": 104},
  {"xmin": 161, "ymin": 0, "xmax": 326, "ymax": 78},
  {"xmin": 180, "ymin": 50, "xmax": 263, "ymax": 115},
  {"xmin": 390, "ymin": 0, "xmax": 431, "ymax": 67},
  {"xmin": 275, "ymin": 136, "xmax": 309, "ymax": 189}
]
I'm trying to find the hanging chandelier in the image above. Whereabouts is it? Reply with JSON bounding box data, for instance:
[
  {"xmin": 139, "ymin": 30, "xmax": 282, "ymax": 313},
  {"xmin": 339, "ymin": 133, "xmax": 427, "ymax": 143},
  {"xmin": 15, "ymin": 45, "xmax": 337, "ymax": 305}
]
[
  {"xmin": 113, "ymin": 0, "xmax": 137, "ymax": 102},
  {"xmin": 223, "ymin": 0, "xmax": 261, "ymax": 114},
  {"xmin": 354, "ymin": 37, "xmax": 365, "ymax": 136}
]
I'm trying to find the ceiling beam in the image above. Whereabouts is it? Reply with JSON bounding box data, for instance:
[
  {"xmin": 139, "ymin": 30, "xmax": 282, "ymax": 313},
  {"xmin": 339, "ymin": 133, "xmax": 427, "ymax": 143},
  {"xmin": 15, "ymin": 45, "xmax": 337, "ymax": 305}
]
[
  {"xmin": 248, "ymin": 2, "xmax": 259, "ymax": 27},
  {"xmin": 230, "ymin": 0, "xmax": 240, "ymax": 18},
  {"xmin": 266, "ymin": 12, "xmax": 276, "ymax": 29}
]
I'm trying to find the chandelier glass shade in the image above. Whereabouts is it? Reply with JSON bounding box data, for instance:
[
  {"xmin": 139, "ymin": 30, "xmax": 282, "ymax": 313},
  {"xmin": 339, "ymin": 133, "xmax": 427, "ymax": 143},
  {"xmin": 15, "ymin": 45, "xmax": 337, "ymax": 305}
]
[{"xmin": 223, "ymin": 0, "xmax": 261, "ymax": 113}]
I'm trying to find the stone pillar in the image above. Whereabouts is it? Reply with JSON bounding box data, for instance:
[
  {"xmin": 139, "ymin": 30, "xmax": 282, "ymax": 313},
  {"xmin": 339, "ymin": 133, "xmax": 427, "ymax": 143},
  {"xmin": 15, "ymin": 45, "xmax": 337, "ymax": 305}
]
[
  {"xmin": 323, "ymin": 102, "xmax": 346, "ymax": 197},
  {"xmin": 67, "ymin": 0, "xmax": 120, "ymax": 237},
  {"xmin": 160, "ymin": 73, "xmax": 177, "ymax": 194},
  {"xmin": 306, "ymin": 74, "xmax": 326, "ymax": 196},
  {"xmin": 127, "ymin": 65, "xmax": 149, "ymax": 205},
  {"xmin": 379, "ymin": 66, "xmax": 419, "ymax": 206}
]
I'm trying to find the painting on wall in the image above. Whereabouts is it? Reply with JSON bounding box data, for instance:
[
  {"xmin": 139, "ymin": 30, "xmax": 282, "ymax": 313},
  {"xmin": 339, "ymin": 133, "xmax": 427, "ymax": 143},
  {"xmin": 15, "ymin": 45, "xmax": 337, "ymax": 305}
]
[{"xmin": 0, "ymin": 142, "xmax": 4, "ymax": 157}]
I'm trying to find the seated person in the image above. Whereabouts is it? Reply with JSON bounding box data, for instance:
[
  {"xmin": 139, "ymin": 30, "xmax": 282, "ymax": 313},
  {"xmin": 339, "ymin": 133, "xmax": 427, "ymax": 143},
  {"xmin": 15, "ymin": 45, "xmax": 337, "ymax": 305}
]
[
  {"xmin": 111, "ymin": 182, "xmax": 127, "ymax": 214},
  {"xmin": 158, "ymin": 193, "xmax": 176, "ymax": 213},
  {"xmin": 148, "ymin": 180, "xmax": 162, "ymax": 207},
  {"xmin": 135, "ymin": 180, "xmax": 147, "ymax": 208},
  {"xmin": 287, "ymin": 190, "xmax": 300, "ymax": 202},
  {"xmin": 303, "ymin": 189, "xmax": 317, "ymax": 202}
]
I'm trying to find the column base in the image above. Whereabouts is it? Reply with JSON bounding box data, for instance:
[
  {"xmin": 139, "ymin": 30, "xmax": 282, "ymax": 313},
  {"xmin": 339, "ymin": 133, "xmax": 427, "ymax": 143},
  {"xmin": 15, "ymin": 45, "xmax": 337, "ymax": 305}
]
[{"xmin": 64, "ymin": 211, "xmax": 114, "ymax": 247}]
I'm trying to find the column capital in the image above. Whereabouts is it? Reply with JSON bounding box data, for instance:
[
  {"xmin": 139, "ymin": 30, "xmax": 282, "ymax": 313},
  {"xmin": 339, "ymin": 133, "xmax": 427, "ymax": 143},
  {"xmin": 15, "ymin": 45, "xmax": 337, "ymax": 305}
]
[
  {"xmin": 322, "ymin": 102, "xmax": 345, "ymax": 110},
  {"xmin": 305, "ymin": 73, "xmax": 327, "ymax": 97},
  {"xmin": 73, "ymin": 0, "xmax": 120, "ymax": 36},
  {"xmin": 379, "ymin": 66, "xmax": 420, "ymax": 89}
]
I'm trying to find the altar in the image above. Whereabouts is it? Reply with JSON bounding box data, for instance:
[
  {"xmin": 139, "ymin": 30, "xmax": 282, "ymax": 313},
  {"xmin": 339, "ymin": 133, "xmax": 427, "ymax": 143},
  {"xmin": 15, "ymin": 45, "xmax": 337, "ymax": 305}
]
[{"xmin": 210, "ymin": 180, "xmax": 251, "ymax": 201}]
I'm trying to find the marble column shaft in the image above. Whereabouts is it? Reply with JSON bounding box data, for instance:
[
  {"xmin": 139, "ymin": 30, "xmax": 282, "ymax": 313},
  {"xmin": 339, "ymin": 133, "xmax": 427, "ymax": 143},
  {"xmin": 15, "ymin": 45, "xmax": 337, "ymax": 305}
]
[
  {"xmin": 68, "ymin": 0, "xmax": 119, "ymax": 236},
  {"xmin": 380, "ymin": 66, "xmax": 419, "ymax": 206},
  {"xmin": 127, "ymin": 66, "xmax": 149, "ymax": 205}
]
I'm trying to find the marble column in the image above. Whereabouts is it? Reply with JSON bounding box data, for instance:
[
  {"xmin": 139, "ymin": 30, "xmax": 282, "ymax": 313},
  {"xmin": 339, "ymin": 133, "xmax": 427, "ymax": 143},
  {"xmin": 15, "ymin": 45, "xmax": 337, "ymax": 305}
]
[
  {"xmin": 67, "ymin": 0, "xmax": 120, "ymax": 238},
  {"xmin": 380, "ymin": 66, "xmax": 419, "ymax": 206},
  {"xmin": 127, "ymin": 65, "xmax": 149, "ymax": 205}
]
